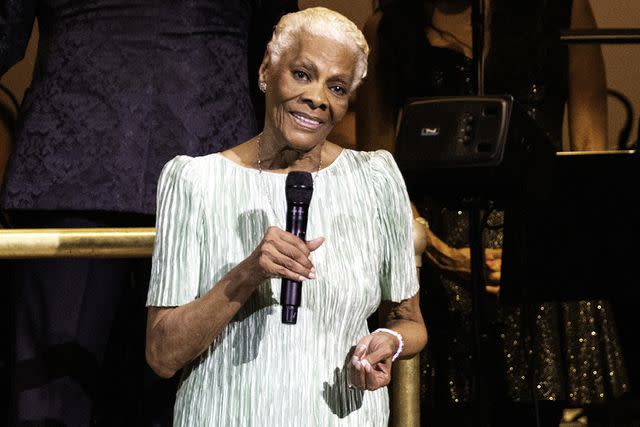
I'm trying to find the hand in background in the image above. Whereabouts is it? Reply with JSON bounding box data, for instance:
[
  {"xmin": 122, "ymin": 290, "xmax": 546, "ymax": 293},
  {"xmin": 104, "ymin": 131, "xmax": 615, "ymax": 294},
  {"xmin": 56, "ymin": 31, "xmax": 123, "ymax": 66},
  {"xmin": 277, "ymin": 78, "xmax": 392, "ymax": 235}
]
[
  {"xmin": 415, "ymin": 215, "xmax": 502, "ymax": 294},
  {"xmin": 484, "ymin": 249, "xmax": 502, "ymax": 295}
]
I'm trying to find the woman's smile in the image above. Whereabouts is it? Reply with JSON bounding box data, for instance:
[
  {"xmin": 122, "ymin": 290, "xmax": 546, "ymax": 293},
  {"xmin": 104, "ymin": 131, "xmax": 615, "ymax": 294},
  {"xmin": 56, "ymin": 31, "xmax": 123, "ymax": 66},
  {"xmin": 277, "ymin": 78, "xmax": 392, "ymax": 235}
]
[{"xmin": 289, "ymin": 110, "xmax": 325, "ymax": 130}]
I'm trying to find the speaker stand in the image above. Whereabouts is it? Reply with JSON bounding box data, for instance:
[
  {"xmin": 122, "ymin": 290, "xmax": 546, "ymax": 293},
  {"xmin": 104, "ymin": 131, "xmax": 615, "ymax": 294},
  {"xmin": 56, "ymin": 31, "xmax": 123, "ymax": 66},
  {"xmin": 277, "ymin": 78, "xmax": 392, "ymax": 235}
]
[{"xmin": 466, "ymin": 200, "xmax": 494, "ymax": 427}]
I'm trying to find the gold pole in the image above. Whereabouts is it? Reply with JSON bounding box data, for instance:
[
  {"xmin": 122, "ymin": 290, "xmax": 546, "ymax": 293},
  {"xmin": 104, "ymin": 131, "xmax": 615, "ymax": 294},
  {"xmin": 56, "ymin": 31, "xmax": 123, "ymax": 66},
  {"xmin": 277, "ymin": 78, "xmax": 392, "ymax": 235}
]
[
  {"xmin": 0, "ymin": 228, "xmax": 155, "ymax": 258},
  {"xmin": 391, "ymin": 355, "xmax": 421, "ymax": 427}
]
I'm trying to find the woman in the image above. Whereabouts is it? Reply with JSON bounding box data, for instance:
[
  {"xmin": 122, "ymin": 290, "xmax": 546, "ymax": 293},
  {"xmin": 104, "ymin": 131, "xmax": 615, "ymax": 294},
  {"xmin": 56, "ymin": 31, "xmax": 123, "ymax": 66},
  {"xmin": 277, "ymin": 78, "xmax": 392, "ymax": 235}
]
[
  {"xmin": 145, "ymin": 7, "xmax": 427, "ymax": 426},
  {"xmin": 357, "ymin": 0, "xmax": 627, "ymax": 425}
]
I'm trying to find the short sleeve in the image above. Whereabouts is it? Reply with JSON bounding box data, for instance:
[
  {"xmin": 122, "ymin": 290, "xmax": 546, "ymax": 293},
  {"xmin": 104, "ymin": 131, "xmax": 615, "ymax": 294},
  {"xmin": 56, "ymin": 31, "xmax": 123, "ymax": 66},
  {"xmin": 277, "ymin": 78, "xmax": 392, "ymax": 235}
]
[
  {"xmin": 371, "ymin": 150, "xmax": 419, "ymax": 302},
  {"xmin": 147, "ymin": 156, "xmax": 203, "ymax": 307}
]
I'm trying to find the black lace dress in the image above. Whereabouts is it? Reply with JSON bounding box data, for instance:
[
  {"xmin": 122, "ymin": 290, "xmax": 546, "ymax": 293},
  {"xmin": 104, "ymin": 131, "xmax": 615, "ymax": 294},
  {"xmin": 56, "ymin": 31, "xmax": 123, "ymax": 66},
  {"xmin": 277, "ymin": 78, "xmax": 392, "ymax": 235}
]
[
  {"xmin": 397, "ymin": 0, "xmax": 630, "ymax": 415},
  {"xmin": 0, "ymin": 0, "xmax": 292, "ymax": 214}
]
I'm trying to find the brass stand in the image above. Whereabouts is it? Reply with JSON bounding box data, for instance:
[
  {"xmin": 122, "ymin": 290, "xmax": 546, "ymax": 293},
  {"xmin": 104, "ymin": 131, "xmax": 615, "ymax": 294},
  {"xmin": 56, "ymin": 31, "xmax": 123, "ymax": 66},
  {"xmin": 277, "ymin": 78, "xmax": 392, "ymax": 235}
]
[{"xmin": 391, "ymin": 355, "xmax": 421, "ymax": 427}]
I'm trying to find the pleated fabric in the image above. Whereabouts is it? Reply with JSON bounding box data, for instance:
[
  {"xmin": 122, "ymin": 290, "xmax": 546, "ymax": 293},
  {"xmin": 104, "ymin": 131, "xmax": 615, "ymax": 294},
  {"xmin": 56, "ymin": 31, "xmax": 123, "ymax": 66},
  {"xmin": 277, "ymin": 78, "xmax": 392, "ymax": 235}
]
[{"xmin": 147, "ymin": 149, "xmax": 419, "ymax": 426}]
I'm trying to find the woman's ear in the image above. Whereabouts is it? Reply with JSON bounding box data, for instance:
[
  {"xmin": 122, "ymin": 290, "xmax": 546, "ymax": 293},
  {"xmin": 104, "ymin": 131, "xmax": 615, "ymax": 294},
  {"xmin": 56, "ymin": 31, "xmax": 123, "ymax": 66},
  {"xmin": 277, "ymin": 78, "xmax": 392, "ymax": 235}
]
[{"xmin": 258, "ymin": 50, "xmax": 271, "ymax": 86}]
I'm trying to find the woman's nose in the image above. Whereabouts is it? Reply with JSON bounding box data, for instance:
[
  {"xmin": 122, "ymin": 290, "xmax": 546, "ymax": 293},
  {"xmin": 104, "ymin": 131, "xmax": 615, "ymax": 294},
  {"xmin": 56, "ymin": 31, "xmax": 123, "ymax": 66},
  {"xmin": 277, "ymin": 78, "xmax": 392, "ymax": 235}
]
[{"xmin": 302, "ymin": 83, "xmax": 328, "ymax": 111}]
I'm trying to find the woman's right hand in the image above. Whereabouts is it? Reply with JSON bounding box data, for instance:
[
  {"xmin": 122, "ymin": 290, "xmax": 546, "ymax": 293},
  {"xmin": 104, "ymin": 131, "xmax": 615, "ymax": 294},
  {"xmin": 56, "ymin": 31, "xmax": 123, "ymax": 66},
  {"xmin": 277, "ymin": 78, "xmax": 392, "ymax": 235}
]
[{"xmin": 250, "ymin": 226, "xmax": 324, "ymax": 283}]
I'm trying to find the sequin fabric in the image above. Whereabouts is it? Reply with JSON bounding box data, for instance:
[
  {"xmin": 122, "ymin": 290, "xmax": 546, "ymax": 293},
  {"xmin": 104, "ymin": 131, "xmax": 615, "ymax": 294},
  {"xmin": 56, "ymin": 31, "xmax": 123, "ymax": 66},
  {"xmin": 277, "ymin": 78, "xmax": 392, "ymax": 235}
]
[
  {"xmin": 422, "ymin": 206, "xmax": 629, "ymax": 405},
  {"xmin": 146, "ymin": 150, "xmax": 420, "ymax": 426}
]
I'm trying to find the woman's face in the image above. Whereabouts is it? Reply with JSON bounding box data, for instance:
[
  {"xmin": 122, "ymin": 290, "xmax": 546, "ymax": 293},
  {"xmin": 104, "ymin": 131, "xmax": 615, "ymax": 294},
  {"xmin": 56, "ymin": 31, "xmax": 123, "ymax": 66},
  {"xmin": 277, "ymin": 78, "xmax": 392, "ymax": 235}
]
[{"xmin": 260, "ymin": 32, "xmax": 357, "ymax": 152}]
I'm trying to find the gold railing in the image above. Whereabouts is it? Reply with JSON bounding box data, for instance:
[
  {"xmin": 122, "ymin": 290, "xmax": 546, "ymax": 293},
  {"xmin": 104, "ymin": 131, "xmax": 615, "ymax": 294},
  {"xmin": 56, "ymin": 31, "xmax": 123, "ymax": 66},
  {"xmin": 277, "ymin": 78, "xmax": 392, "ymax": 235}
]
[
  {"xmin": 0, "ymin": 227, "xmax": 155, "ymax": 258},
  {"xmin": 0, "ymin": 225, "xmax": 424, "ymax": 426}
]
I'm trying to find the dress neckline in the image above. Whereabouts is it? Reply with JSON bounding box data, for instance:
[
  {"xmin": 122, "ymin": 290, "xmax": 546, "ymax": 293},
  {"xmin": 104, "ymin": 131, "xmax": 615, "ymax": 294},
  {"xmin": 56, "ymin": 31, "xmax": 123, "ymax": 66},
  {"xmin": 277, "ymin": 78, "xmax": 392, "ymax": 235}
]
[{"xmin": 214, "ymin": 148, "xmax": 348, "ymax": 178}]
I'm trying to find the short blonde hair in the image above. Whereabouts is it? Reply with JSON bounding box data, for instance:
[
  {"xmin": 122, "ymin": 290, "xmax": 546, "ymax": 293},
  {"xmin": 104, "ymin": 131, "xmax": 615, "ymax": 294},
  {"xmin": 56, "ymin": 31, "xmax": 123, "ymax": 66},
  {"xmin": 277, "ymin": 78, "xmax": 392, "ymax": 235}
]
[{"xmin": 266, "ymin": 7, "xmax": 369, "ymax": 90}]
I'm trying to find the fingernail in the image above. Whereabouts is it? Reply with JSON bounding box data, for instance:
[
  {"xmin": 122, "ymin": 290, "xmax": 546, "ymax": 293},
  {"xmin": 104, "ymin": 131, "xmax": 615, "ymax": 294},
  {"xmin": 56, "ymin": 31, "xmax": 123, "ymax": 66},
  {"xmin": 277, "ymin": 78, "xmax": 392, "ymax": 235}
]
[
  {"xmin": 308, "ymin": 272, "xmax": 316, "ymax": 280},
  {"xmin": 351, "ymin": 357, "xmax": 360, "ymax": 367},
  {"xmin": 299, "ymin": 275, "xmax": 307, "ymax": 282},
  {"xmin": 361, "ymin": 360, "xmax": 372, "ymax": 372},
  {"xmin": 358, "ymin": 345, "xmax": 367, "ymax": 353},
  {"xmin": 310, "ymin": 267, "xmax": 316, "ymax": 274}
]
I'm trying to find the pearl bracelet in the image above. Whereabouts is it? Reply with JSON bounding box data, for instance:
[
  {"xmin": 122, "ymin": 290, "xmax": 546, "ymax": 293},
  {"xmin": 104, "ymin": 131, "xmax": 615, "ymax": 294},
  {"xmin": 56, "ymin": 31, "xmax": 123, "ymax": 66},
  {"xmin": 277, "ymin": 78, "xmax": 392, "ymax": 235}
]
[{"xmin": 373, "ymin": 328, "xmax": 404, "ymax": 361}]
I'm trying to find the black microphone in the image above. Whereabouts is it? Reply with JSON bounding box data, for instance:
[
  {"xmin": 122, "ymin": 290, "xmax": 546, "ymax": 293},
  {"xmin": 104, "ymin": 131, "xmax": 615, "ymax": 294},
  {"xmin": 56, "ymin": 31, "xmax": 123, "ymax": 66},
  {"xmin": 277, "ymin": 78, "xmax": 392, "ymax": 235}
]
[{"xmin": 281, "ymin": 171, "xmax": 314, "ymax": 324}]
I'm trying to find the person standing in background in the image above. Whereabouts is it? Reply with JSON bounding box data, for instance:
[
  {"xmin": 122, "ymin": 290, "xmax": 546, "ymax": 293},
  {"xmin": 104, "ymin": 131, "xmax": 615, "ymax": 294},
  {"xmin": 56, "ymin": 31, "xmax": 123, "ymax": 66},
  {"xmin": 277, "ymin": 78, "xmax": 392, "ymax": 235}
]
[
  {"xmin": 357, "ymin": 0, "xmax": 628, "ymax": 425},
  {"xmin": 1, "ymin": 1, "xmax": 296, "ymax": 425}
]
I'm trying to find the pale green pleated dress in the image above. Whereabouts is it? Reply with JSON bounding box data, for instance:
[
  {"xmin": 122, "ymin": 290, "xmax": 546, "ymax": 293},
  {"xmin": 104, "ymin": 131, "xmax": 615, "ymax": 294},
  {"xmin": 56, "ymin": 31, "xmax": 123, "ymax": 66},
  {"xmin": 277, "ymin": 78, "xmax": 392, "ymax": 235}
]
[{"xmin": 147, "ymin": 149, "xmax": 419, "ymax": 427}]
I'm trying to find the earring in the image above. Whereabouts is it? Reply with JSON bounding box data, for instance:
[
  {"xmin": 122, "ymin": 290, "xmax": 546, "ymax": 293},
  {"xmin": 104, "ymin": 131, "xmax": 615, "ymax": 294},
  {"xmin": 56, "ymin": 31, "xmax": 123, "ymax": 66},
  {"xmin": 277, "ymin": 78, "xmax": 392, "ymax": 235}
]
[{"xmin": 258, "ymin": 81, "xmax": 267, "ymax": 93}]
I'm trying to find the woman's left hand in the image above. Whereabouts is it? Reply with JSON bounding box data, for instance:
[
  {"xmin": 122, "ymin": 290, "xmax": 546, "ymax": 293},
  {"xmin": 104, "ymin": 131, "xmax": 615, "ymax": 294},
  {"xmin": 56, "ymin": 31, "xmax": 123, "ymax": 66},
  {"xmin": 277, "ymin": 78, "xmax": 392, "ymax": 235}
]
[{"xmin": 348, "ymin": 332, "xmax": 398, "ymax": 391}]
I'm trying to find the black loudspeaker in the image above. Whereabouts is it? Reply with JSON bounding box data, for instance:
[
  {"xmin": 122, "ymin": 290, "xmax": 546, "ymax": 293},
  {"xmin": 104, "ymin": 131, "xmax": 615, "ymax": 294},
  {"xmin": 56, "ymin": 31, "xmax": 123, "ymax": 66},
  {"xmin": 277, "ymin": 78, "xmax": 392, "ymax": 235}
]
[{"xmin": 394, "ymin": 95, "xmax": 556, "ymax": 208}]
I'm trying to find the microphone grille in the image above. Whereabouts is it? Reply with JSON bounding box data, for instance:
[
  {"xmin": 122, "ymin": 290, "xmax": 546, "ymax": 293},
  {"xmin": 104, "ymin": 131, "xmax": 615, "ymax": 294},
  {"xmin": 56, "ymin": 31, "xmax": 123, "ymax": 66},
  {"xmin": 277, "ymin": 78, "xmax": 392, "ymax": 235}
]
[{"xmin": 285, "ymin": 171, "xmax": 313, "ymax": 204}]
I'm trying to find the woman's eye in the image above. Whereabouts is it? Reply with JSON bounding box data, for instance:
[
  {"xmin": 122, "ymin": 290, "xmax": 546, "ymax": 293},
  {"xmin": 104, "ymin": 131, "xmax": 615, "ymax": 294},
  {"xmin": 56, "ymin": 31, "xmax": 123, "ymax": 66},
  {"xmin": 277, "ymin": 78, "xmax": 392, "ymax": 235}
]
[
  {"xmin": 293, "ymin": 70, "xmax": 309, "ymax": 80},
  {"xmin": 331, "ymin": 85, "xmax": 348, "ymax": 96}
]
